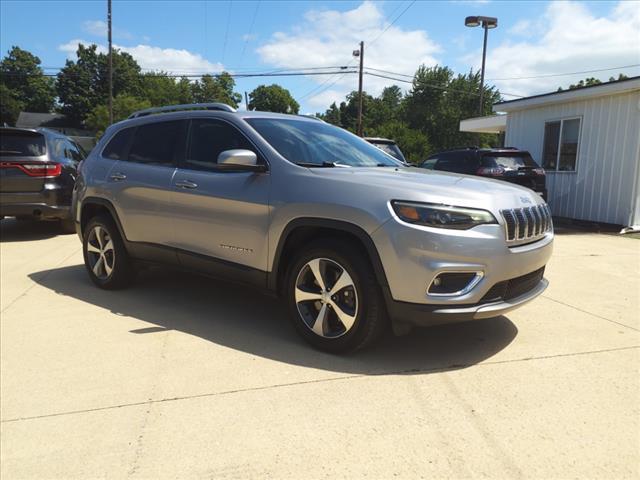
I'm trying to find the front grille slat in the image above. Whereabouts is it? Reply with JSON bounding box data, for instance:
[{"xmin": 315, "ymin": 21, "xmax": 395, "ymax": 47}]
[{"xmin": 500, "ymin": 204, "xmax": 552, "ymax": 244}]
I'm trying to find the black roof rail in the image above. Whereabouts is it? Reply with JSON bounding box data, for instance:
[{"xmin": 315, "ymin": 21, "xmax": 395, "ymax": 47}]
[{"xmin": 127, "ymin": 102, "xmax": 236, "ymax": 119}]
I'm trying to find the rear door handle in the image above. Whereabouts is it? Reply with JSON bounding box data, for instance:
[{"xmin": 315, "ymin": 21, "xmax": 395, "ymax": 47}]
[
  {"xmin": 110, "ymin": 172, "xmax": 127, "ymax": 181},
  {"xmin": 175, "ymin": 180, "xmax": 198, "ymax": 189}
]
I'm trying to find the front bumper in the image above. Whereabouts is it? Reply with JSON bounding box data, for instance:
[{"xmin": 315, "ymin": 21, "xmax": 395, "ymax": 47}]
[{"xmin": 386, "ymin": 277, "xmax": 548, "ymax": 328}]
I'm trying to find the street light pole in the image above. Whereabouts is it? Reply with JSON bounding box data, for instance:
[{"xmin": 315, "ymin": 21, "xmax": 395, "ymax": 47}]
[
  {"xmin": 108, "ymin": 0, "xmax": 113, "ymax": 125},
  {"xmin": 356, "ymin": 41, "xmax": 364, "ymax": 137},
  {"xmin": 465, "ymin": 15, "xmax": 497, "ymax": 115},
  {"xmin": 478, "ymin": 24, "xmax": 488, "ymax": 115}
]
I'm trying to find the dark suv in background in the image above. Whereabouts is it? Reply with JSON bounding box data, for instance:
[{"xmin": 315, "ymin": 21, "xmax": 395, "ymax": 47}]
[
  {"xmin": 0, "ymin": 127, "xmax": 85, "ymax": 232},
  {"xmin": 420, "ymin": 147, "xmax": 547, "ymax": 200}
]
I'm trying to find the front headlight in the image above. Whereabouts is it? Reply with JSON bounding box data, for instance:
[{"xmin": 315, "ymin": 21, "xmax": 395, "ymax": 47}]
[{"xmin": 391, "ymin": 201, "xmax": 497, "ymax": 230}]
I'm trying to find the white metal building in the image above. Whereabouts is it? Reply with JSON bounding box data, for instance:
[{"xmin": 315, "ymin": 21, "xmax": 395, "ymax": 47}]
[{"xmin": 490, "ymin": 77, "xmax": 640, "ymax": 228}]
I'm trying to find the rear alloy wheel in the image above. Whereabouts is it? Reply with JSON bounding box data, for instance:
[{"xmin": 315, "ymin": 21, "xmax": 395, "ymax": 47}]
[
  {"xmin": 86, "ymin": 225, "xmax": 115, "ymax": 280},
  {"xmin": 286, "ymin": 240, "xmax": 387, "ymax": 352},
  {"xmin": 83, "ymin": 215, "xmax": 133, "ymax": 289}
]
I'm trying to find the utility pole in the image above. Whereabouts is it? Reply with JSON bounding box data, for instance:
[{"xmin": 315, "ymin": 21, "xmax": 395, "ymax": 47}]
[
  {"xmin": 356, "ymin": 41, "xmax": 364, "ymax": 137},
  {"xmin": 245, "ymin": 91, "xmax": 250, "ymax": 110},
  {"xmin": 108, "ymin": 0, "xmax": 113, "ymax": 124}
]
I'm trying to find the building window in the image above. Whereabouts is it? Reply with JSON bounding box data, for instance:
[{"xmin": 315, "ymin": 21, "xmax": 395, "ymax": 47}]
[{"xmin": 542, "ymin": 118, "xmax": 581, "ymax": 172}]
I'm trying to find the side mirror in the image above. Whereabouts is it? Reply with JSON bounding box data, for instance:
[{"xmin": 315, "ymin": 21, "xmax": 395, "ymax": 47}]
[{"xmin": 217, "ymin": 149, "xmax": 266, "ymax": 172}]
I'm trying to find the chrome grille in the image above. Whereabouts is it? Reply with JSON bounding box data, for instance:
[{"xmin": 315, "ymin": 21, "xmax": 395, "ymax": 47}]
[{"xmin": 501, "ymin": 204, "xmax": 552, "ymax": 243}]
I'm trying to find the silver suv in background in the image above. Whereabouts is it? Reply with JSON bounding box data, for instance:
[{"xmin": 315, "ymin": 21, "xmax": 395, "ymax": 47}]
[
  {"xmin": 365, "ymin": 137, "xmax": 407, "ymax": 164},
  {"xmin": 73, "ymin": 103, "xmax": 553, "ymax": 352}
]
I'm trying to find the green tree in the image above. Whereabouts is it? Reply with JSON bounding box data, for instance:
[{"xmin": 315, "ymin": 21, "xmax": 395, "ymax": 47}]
[
  {"xmin": 558, "ymin": 73, "xmax": 629, "ymax": 91},
  {"xmin": 191, "ymin": 72, "xmax": 241, "ymax": 107},
  {"xmin": 370, "ymin": 120, "xmax": 431, "ymax": 164},
  {"xmin": 86, "ymin": 95, "xmax": 151, "ymax": 138},
  {"xmin": 140, "ymin": 72, "xmax": 185, "ymax": 106},
  {"xmin": 0, "ymin": 46, "xmax": 55, "ymax": 117},
  {"xmin": 321, "ymin": 102, "xmax": 341, "ymax": 126},
  {"xmin": 0, "ymin": 83, "xmax": 23, "ymax": 125},
  {"xmin": 248, "ymin": 84, "xmax": 299, "ymax": 113},
  {"xmin": 56, "ymin": 44, "xmax": 142, "ymax": 126},
  {"xmin": 403, "ymin": 65, "xmax": 500, "ymax": 151}
]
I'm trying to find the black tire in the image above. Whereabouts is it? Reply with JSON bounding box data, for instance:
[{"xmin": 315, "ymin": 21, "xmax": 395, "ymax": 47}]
[
  {"xmin": 59, "ymin": 217, "xmax": 76, "ymax": 234},
  {"xmin": 285, "ymin": 239, "xmax": 388, "ymax": 353},
  {"xmin": 82, "ymin": 215, "xmax": 133, "ymax": 289}
]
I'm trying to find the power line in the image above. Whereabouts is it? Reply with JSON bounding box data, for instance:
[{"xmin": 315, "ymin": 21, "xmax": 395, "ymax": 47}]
[
  {"xmin": 366, "ymin": 64, "xmax": 640, "ymax": 82},
  {"xmin": 486, "ymin": 64, "xmax": 640, "ymax": 81},
  {"xmin": 38, "ymin": 65, "xmax": 353, "ymax": 75},
  {"xmin": 238, "ymin": 0, "xmax": 260, "ymax": 68},
  {"xmin": 368, "ymin": 0, "xmax": 417, "ymax": 47},
  {"xmin": 221, "ymin": 0, "xmax": 233, "ymax": 64},
  {"xmin": 288, "ymin": 0, "xmax": 415, "ymax": 103},
  {"xmin": 364, "ymin": 71, "xmax": 525, "ymax": 98},
  {"xmin": 0, "ymin": 69, "xmax": 358, "ymax": 79},
  {"xmin": 297, "ymin": 42, "xmax": 362, "ymax": 101}
]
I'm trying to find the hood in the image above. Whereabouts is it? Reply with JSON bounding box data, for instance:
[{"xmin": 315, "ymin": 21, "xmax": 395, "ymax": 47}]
[{"xmin": 308, "ymin": 166, "xmax": 544, "ymax": 211}]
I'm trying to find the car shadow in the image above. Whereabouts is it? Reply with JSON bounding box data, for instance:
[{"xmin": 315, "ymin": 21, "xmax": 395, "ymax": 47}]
[
  {"xmin": 0, "ymin": 217, "xmax": 68, "ymax": 242},
  {"xmin": 29, "ymin": 265, "xmax": 518, "ymax": 376}
]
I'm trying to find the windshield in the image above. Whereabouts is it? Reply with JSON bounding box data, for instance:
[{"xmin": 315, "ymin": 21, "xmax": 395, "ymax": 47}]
[
  {"xmin": 246, "ymin": 118, "xmax": 401, "ymax": 167},
  {"xmin": 0, "ymin": 131, "xmax": 46, "ymax": 157},
  {"xmin": 371, "ymin": 142, "xmax": 406, "ymax": 163},
  {"xmin": 481, "ymin": 154, "xmax": 539, "ymax": 170}
]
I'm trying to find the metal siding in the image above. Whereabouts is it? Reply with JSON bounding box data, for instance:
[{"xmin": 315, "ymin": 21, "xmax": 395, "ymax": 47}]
[{"xmin": 502, "ymin": 90, "xmax": 640, "ymax": 225}]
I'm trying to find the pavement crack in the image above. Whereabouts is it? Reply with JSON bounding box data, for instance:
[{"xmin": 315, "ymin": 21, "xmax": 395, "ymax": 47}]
[
  {"xmin": 541, "ymin": 294, "xmax": 640, "ymax": 332},
  {"xmin": 2, "ymin": 345, "xmax": 638, "ymax": 424}
]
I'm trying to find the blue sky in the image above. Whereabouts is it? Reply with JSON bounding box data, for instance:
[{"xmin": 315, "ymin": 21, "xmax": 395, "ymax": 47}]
[{"xmin": 1, "ymin": 1, "xmax": 639, "ymax": 112}]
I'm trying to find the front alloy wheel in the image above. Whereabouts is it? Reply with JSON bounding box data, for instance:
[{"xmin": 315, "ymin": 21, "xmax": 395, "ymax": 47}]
[
  {"xmin": 286, "ymin": 239, "xmax": 387, "ymax": 352},
  {"xmin": 295, "ymin": 258, "xmax": 358, "ymax": 338}
]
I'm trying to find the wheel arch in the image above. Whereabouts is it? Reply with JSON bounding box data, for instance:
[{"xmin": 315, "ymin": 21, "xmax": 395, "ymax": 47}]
[
  {"xmin": 269, "ymin": 218, "xmax": 390, "ymax": 295},
  {"xmin": 80, "ymin": 197, "xmax": 127, "ymax": 241}
]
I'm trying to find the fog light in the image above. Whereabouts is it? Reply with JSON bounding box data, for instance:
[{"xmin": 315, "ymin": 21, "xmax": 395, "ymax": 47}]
[{"xmin": 428, "ymin": 272, "xmax": 483, "ymax": 296}]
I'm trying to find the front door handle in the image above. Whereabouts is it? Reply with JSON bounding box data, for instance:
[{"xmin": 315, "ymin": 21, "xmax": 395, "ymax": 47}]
[
  {"xmin": 110, "ymin": 172, "xmax": 127, "ymax": 181},
  {"xmin": 175, "ymin": 180, "xmax": 198, "ymax": 189}
]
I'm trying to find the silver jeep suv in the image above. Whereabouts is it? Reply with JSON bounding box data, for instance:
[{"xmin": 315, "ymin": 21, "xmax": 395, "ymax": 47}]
[{"xmin": 72, "ymin": 103, "xmax": 553, "ymax": 352}]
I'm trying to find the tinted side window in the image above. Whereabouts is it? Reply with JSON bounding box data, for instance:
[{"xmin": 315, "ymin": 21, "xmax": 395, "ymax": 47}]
[
  {"xmin": 103, "ymin": 128, "xmax": 134, "ymax": 160},
  {"xmin": 184, "ymin": 119, "xmax": 254, "ymax": 171},
  {"xmin": 61, "ymin": 140, "xmax": 82, "ymax": 160},
  {"xmin": 421, "ymin": 158, "xmax": 437, "ymax": 169},
  {"xmin": 434, "ymin": 155, "xmax": 459, "ymax": 172},
  {"xmin": 435, "ymin": 154, "xmax": 477, "ymax": 174},
  {"xmin": 128, "ymin": 121, "xmax": 185, "ymax": 166}
]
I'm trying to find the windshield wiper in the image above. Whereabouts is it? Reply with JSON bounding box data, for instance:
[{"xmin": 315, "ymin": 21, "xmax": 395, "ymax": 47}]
[{"xmin": 295, "ymin": 161, "xmax": 337, "ymax": 168}]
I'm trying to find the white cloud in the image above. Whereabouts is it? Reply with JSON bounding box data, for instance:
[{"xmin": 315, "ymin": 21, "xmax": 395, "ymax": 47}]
[
  {"xmin": 82, "ymin": 20, "xmax": 133, "ymax": 40},
  {"xmin": 120, "ymin": 44, "xmax": 223, "ymax": 74},
  {"xmin": 256, "ymin": 1, "xmax": 441, "ymax": 107},
  {"xmin": 507, "ymin": 19, "xmax": 532, "ymax": 37},
  {"xmin": 241, "ymin": 33, "xmax": 257, "ymax": 42},
  {"xmin": 58, "ymin": 40, "xmax": 224, "ymax": 74},
  {"xmin": 82, "ymin": 20, "xmax": 107, "ymax": 37},
  {"xmin": 59, "ymin": 39, "xmax": 107, "ymax": 56},
  {"xmin": 470, "ymin": 1, "xmax": 640, "ymax": 99}
]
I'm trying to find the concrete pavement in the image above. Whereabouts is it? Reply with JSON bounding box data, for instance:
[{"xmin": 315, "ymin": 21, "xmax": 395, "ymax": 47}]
[{"xmin": 1, "ymin": 218, "xmax": 638, "ymax": 479}]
